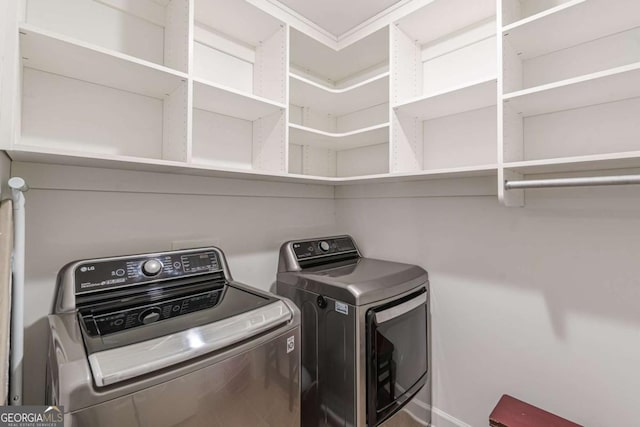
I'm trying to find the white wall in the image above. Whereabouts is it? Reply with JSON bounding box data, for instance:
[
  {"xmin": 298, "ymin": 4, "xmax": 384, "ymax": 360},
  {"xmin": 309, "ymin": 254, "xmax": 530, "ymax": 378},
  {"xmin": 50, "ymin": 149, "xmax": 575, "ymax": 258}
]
[
  {"xmin": 13, "ymin": 162, "xmax": 337, "ymax": 404},
  {"xmin": 15, "ymin": 159, "xmax": 640, "ymax": 427},
  {"xmin": 336, "ymin": 182, "xmax": 640, "ymax": 427}
]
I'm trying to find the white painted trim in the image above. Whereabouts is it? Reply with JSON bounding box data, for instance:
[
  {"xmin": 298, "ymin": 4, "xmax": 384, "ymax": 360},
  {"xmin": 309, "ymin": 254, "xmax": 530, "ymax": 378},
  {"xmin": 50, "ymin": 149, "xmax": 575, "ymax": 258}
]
[
  {"xmin": 246, "ymin": 0, "xmax": 337, "ymax": 49},
  {"xmin": 337, "ymin": 0, "xmax": 437, "ymax": 49},
  {"xmin": 404, "ymin": 397, "xmax": 473, "ymax": 427},
  {"xmin": 431, "ymin": 407, "xmax": 473, "ymax": 427},
  {"xmin": 248, "ymin": 0, "xmax": 440, "ymax": 51}
]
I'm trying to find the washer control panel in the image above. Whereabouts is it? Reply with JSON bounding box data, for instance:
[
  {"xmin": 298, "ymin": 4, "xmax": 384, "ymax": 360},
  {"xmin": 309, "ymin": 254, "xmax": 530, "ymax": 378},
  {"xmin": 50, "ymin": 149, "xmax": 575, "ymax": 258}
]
[
  {"xmin": 81, "ymin": 288, "xmax": 223, "ymax": 336},
  {"xmin": 74, "ymin": 249, "xmax": 222, "ymax": 295},
  {"xmin": 292, "ymin": 236, "xmax": 358, "ymax": 260}
]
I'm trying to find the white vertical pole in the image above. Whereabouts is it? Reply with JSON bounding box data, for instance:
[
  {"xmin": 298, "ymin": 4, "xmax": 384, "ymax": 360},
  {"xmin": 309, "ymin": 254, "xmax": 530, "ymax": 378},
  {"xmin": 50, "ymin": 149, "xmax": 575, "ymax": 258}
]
[{"xmin": 8, "ymin": 177, "xmax": 27, "ymax": 406}]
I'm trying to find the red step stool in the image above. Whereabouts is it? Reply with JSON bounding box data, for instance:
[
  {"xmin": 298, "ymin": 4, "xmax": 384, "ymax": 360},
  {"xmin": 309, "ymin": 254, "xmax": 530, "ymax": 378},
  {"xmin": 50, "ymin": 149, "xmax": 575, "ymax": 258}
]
[{"xmin": 490, "ymin": 395, "xmax": 583, "ymax": 427}]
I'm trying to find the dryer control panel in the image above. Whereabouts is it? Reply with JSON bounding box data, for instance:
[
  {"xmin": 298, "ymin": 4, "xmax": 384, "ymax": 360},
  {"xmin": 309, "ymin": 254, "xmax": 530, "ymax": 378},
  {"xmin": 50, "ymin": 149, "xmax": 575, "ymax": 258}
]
[{"xmin": 292, "ymin": 236, "xmax": 358, "ymax": 261}]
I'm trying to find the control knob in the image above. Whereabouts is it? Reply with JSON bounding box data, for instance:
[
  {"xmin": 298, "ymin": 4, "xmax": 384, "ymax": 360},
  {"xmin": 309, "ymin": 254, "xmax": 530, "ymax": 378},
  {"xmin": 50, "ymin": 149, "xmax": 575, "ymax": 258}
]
[
  {"xmin": 139, "ymin": 308, "xmax": 161, "ymax": 325},
  {"xmin": 318, "ymin": 241, "xmax": 330, "ymax": 252},
  {"xmin": 142, "ymin": 259, "xmax": 163, "ymax": 276}
]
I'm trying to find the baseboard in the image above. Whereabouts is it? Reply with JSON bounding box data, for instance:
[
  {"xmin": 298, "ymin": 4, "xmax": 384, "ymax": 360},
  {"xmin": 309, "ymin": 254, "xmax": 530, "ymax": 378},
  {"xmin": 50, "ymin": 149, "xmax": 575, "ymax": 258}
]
[{"xmin": 403, "ymin": 398, "xmax": 472, "ymax": 427}]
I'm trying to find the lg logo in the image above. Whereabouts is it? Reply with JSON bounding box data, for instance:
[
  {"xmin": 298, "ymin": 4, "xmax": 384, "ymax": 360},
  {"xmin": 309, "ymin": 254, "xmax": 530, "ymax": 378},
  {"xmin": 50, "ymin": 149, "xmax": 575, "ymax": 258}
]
[{"xmin": 80, "ymin": 265, "xmax": 95, "ymax": 273}]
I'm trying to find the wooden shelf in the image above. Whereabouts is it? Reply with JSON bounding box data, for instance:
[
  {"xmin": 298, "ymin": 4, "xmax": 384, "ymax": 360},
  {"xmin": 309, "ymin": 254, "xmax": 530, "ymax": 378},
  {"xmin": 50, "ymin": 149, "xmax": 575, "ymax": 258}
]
[
  {"xmin": 396, "ymin": 0, "xmax": 495, "ymax": 44},
  {"xmin": 503, "ymin": 62, "xmax": 640, "ymax": 116},
  {"xmin": 394, "ymin": 78, "xmax": 497, "ymax": 120},
  {"xmin": 19, "ymin": 24, "xmax": 187, "ymax": 99},
  {"xmin": 193, "ymin": 77, "xmax": 285, "ymax": 121},
  {"xmin": 289, "ymin": 72, "xmax": 389, "ymax": 115},
  {"xmin": 289, "ymin": 123, "xmax": 389, "ymax": 150},
  {"xmin": 504, "ymin": 152, "xmax": 640, "ymax": 175},
  {"xmin": 503, "ymin": 0, "xmax": 640, "ymax": 59}
]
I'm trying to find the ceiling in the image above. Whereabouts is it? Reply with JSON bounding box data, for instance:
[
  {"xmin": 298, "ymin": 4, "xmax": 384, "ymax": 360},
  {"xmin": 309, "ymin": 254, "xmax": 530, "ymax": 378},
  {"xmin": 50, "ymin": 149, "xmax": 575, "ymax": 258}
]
[{"xmin": 276, "ymin": 0, "xmax": 405, "ymax": 36}]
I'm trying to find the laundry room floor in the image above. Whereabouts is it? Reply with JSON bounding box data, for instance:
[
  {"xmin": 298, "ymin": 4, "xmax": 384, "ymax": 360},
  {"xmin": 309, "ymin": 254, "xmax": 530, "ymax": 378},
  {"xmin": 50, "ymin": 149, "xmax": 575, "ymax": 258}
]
[{"xmin": 380, "ymin": 410, "xmax": 424, "ymax": 427}]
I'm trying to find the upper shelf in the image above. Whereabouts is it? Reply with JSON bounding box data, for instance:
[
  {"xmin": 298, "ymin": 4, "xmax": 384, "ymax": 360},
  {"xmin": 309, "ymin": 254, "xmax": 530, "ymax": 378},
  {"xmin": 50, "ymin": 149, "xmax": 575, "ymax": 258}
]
[
  {"xmin": 396, "ymin": 0, "xmax": 495, "ymax": 44},
  {"xmin": 19, "ymin": 24, "xmax": 186, "ymax": 99},
  {"xmin": 289, "ymin": 72, "xmax": 389, "ymax": 115},
  {"xmin": 290, "ymin": 27, "xmax": 389, "ymax": 84},
  {"xmin": 289, "ymin": 123, "xmax": 389, "ymax": 150},
  {"xmin": 503, "ymin": 62, "xmax": 640, "ymax": 117},
  {"xmin": 193, "ymin": 77, "xmax": 285, "ymax": 121},
  {"xmin": 194, "ymin": 0, "xmax": 282, "ymax": 47},
  {"xmin": 394, "ymin": 78, "xmax": 497, "ymax": 121},
  {"xmin": 503, "ymin": 0, "xmax": 640, "ymax": 59}
]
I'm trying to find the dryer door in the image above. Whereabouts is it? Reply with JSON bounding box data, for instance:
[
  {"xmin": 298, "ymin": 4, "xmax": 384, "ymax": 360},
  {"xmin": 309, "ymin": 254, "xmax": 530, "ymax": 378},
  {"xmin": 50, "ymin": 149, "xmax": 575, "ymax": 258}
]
[{"xmin": 366, "ymin": 288, "xmax": 428, "ymax": 426}]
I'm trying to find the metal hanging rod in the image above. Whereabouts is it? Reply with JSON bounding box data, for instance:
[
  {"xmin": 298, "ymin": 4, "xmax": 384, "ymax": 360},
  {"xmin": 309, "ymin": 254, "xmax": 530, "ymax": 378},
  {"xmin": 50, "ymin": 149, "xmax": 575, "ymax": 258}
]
[{"xmin": 504, "ymin": 174, "xmax": 640, "ymax": 190}]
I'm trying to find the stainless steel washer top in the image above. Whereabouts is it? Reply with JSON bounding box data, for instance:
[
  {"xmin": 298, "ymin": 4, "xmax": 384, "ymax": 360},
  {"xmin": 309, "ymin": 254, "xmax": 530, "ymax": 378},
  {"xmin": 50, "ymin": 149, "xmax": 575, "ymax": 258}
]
[
  {"xmin": 47, "ymin": 247, "xmax": 301, "ymax": 426},
  {"xmin": 277, "ymin": 235, "xmax": 428, "ymax": 306}
]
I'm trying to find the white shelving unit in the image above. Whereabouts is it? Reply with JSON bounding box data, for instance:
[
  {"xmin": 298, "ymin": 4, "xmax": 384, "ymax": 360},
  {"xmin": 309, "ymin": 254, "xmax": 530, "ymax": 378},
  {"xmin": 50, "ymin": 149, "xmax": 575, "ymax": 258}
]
[
  {"xmin": 504, "ymin": 152, "xmax": 640, "ymax": 175},
  {"xmin": 288, "ymin": 27, "xmax": 390, "ymax": 178},
  {"xmin": 289, "ymin": 123, "xmax": 390, "ymax": 150},
  {"xmin": 499, "ymin": 0, "xmax": 640, "ymax": 206},
  {"xmin": 503, "ymin": 62, "xmax": 640, "ymax": 117},
  {"xmin": 18, "ymin": 24, "xmax": 189, "ymax": 162},
  {"xmin": 394, "ymin": 77, "xmax": 497, "ymax": 121},
  {"xmin": 2, "ymin": 0, "xmax": 638, "ymax": 201},
  {"xmin": 391, "ymin": 0, "xmax": 497, "ymax": 173},
  {"xmin": 289, "ymin": 71, "xmax": 389, "ymax": 117},
  {"xmin": 502, "ymin": 0, "xmax": 640, "ymax": 60},
  {"xmin": 191, "ymin": 0, "xmax": 288, "ymax": 172},
  {"xmin": 23, "ymin": 0, "xmax": 190, "ymax": 72},
  {"xmin": 192, "ymin": 78, "xmax": 286, "ymax": 122}
]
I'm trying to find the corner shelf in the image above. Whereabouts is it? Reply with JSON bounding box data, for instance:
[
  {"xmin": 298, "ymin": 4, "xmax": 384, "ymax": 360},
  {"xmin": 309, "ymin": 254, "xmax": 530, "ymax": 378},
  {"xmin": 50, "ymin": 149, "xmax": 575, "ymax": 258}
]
[
  {"xmin": 289, "ymin": 72, "xmax": 389, "ymax": 116},
  {"xmin": 19, "ymin": 24, "xmax": 186, "ymax": 99},
  {"xmin": 394, "ymin": 78, "xmax": 497, "ymax": 120},
  {"xmin": 288, "ymin": 164, "xmax": 498, "ymax": 184},
  {"xmin": 502, "ymin": 62, "xmax": 640, "ymax": 116},
  {"xmin": 289, "ymin": 27, "xmax": 389, "ymax": 84},
  {"xmin": 193, "ymin": 77, "xmax": 286, "ymax": 121},
  {"xmin": 503, "ymin": 0, "xmax": 640, "ymax": 59},
  {"xmin": 289, "ymin": 123, "xmax": 389, "ymax": 150}
]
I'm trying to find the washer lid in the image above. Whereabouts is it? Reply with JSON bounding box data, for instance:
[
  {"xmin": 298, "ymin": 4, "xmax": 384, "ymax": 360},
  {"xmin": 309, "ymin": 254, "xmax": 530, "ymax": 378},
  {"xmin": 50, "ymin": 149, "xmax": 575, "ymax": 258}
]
[
  {"xmin": 88, "ymin": 300, "xmax": 292, "ymax": 387},
  {"xmin": 280, "ymin": 257, "xmax": 428, "ymax": 305}
]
